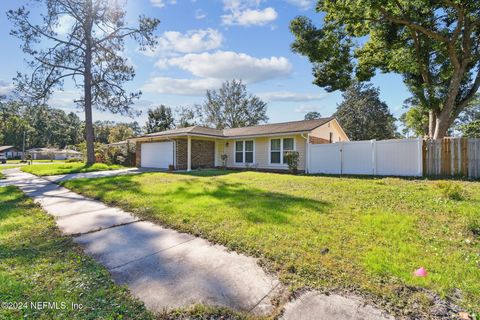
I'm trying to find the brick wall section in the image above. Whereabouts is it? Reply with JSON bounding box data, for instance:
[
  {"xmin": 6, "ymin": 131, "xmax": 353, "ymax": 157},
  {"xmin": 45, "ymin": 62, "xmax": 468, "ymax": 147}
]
[
  {"xmin": 309, "ymin": 136, "xmax": 330, "ymax": 144},
  {"xmin": 173, "ymin": 138, "xmax": 215, "ymax": 170},
  {"xmin": 135, "ymin": 141, "xmax": 142, "ymax": 167},
  {"xmin": 175, "ymin": 138, "xmax": 187, "ymax": 170},
  {"xmin": 192, "ymin": 139, "xmax": 215, "ymax": 168}
]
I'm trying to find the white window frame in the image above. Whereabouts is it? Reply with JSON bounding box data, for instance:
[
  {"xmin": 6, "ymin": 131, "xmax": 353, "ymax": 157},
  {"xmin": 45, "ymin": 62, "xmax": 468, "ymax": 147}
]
[
  {"xmin": 234, "ymin": 140, "xmax": 255, "ymax": 165},
  {"xmin": 269, "ymin": 137, "xmax": 296, "ymax": 165}
]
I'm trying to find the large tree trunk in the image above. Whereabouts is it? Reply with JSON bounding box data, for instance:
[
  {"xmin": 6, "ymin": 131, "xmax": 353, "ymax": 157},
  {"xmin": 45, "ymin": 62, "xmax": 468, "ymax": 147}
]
[
  {"xmin": 433, "ymin": 115, "xmax": 450, "ymax": 139},
  {"xmin": 428, "ymin": 111, "xmax": 436, "ymax": 138},
  {"xmin": 84, "ymin": 0, "xmax": 95, "ymax": 165}
]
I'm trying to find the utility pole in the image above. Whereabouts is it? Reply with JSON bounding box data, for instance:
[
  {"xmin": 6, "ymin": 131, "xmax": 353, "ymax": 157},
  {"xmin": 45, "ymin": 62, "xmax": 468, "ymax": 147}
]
[{"xmin": 22, "ymin": 131, "xmax": 26, "ymax": 160}]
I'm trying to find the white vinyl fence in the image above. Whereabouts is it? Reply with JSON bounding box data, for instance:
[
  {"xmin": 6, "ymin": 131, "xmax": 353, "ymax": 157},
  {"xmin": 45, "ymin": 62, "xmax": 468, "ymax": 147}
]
[{"xmin": 308, "ymin": 138, "xmax": 423, "ymax": 176}]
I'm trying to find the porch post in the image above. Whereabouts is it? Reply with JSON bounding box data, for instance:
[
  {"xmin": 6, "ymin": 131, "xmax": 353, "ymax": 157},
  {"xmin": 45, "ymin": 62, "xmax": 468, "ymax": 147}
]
[{"xmin": 187, "ymin": 135, "xmax": 192, "ymax": 171}]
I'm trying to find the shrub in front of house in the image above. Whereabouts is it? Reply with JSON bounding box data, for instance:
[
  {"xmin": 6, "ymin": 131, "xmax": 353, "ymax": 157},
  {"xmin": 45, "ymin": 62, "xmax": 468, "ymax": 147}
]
[
  {"xmin": 221, "ymin": 154, "xmax": 228, "ymax": 169},
  {"xmin": 284, "ymin": 151, "xmax": 300, "ymax": 174}
]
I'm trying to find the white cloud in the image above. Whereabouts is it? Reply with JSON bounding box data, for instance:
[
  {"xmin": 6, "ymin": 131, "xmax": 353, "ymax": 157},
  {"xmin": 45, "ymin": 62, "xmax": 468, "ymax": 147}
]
[
  {"xmin": 144, "ymin": 28, "xmax": 223, "ymax": 57},
  {"xmin": 142, "ymin": 77, "xmax": 222, "ymax": 95},
  {"xmin": 54, "ymin": 15, "xmax": 75, "ymax": 35},
  {"xmin": 285, "ymin": 0, "xmax": 313, "ymax": 10},
  {"xmin": 150, "ymin": 0, "xmax": 177, "ymax": 8},
  {"xmin": 221, "ymin": 0, "xmax": 278, "ymax": 27},
  {"xmin": 195, "ymin": 9, "xmax": 207, "ymax": 19},
  {"xmin": 165, "ymin": 51, "xmax": 292, "ymax": 83},
  {"xmin": 295, "ymin": 105, "xmax": 322, "ymax": 113},
  {"xmin": 0, "ymin": 81, "xmax": 13, "ymax": 95},
  {"xmin": 49, "ymin": 90, "xmax": 80, "ymax": 109},
  {"xmin": 258, "ymin": 91, "xmax": 325, "ymax": 102}
]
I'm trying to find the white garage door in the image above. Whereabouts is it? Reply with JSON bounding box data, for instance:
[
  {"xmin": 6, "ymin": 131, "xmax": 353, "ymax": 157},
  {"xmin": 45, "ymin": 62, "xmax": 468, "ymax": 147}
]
[{"xmin": 141, "ymin": 141, "xmax": 174, "ymax": 169}]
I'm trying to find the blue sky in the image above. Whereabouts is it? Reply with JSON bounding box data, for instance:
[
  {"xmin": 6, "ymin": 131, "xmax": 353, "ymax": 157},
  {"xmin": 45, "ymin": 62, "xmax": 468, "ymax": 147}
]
[{"xmin": 0, "ymin": 0, "xmax": 411, "ymax": 126}]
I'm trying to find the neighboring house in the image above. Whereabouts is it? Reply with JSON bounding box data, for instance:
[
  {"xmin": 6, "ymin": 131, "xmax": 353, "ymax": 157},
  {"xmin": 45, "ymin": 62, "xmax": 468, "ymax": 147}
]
[
  {"xmin": 27, "ymin": 148, "xmax": 82, "ymax": 160},
  {"xmin": 0, "ymin": 146, "xmax": 23, "ymax": 159},
  {"xmin": 133, "ymin": 118, "xmax": 349, "ymax": 172}
]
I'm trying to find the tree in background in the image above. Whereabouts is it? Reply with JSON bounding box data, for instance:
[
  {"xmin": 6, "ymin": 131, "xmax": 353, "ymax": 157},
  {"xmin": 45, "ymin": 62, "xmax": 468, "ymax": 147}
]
[
  {"xmin": 399, "ymin": 106, "xmax": 428, "ymax": 137},
  {"xmin": 65, "ymin": 112, "xmax": 84, "ymax": 146},
  {"xmin": 0, "ymin": 98, "xmax": 31, "ymax": 148},
  {"xmin": 304, "ymin": 111, "xmax": 322, "ymax": 120},
  {"xmin": 93, "ymin": 121, "xmax": 115, "ymax": 144},
  {"xmin": 459, "ymin": 121, "xmax": 480, "ymax": 138},
  {"xmin": 93, "ymin": 120, "xmax": 140, "ymax": 144},
  {"xmin": 8, "ymin": 0, "xmax": 159, "ymax": 164},
  {"xmin": 456, "ymin": 95, "xmax": 480, "ymax": 137},
  {"xmin": 145, "ymin": 105, "xmax": 175, "ymax": 133},
  {"xmin": 290, "ymin": 1, "xmax": 480, "ymax": 139},
  {"xmin": 175, "ymin": 106, "xmax": 201, "ymax": 128},
  {"xmin": 334, "ymin": 83, "xmax": 396, "ymax": 141},
  {"xmin": 401, "ymin": 94, "xmax": 480, "ymax": 137},
  {"xmin": 128, "ymin": 121, "xmax": 142, "ymax": 137},
  {"xmin": 202, "ymin": 80, "xmax": 268, "ymax": 129},
  {"xmin": 108, "ymin": 124, "xmax": 134, "ymax": 143}
]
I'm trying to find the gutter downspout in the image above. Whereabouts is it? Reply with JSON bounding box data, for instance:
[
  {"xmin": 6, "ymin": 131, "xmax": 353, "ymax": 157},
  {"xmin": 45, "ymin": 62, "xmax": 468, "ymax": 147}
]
[{"xmin": 301, "ymin": 133, "xmax": 309, "ymax": 174}]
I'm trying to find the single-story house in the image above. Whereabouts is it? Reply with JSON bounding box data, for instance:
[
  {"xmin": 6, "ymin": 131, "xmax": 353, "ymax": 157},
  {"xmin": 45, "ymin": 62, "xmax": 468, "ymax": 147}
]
[
  {"xmin": 27, "ymin": 148, "xmax": 82, "ymax": 160},
  {"xmin": 133, "ymin": 118, "xmax": 349, "ymax": 173},
  {"xmin": 0, "ymin": 146, "xmax": 23, "ymax": 159}
]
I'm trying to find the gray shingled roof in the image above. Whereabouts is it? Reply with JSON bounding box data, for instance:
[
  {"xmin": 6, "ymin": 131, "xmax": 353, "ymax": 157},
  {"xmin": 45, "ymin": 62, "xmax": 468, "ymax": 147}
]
[
  {"xmin": 145, "ymin": 126, "xmax": 222, "ymax": 137},
  {"xmin": 142, "ymin": 118, "xmax": 333, "ymax": 139},
  {"xmin": 223, "ymin": 118, "xmax": 333, "ymax": 137}
]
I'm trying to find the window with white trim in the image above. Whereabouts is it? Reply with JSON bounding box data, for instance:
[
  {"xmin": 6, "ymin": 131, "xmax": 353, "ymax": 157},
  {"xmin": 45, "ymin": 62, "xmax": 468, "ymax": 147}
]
[
  {"xmin": 270, "ymin": 138, "xmax": 295, "ymax": 164},
  {"xmin": 235, "ymin": 140, "xmax": 254, "ymax": 164}
]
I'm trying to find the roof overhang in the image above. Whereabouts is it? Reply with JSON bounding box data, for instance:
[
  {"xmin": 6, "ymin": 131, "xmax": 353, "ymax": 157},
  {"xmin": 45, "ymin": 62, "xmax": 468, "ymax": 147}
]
[{"xmin": 132, "ymin": 130, "xmax": 315, "ymax": 142}]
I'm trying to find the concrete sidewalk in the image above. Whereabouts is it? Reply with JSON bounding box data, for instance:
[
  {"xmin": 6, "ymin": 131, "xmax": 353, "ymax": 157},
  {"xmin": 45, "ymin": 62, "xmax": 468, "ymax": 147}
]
[{"xmin": 3, "ymin": 168, "xmax": 281, "ymax": 316}]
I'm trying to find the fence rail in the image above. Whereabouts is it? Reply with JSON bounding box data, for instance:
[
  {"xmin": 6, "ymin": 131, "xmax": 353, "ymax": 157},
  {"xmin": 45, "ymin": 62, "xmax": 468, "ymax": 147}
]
[{"xmin": 308, "ymin": 137, "xmax": 480, "ymax": 178}]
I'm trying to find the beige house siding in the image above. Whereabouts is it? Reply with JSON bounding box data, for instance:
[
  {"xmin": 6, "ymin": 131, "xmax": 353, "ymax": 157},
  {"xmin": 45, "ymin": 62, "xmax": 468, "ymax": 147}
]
[
  {"xmin": 223, "ymin": 134, "xmax": 307, "ymax": 171},
  {"xmin": 310, "ymin": 120, "xmax": 349, "ymax": 142},
  {"xmin": 215, "ymin": 140, "xmax": 225, "ymax": 167}
]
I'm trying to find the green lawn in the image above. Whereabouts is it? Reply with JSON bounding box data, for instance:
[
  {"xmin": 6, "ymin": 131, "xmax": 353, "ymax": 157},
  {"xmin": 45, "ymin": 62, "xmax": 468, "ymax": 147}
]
[
  {"xmin": 0, "ymin": 172, "xmax": 4, "ymax": 179},
  {"xmin": 21, "ymin": 163, "xmax": 126, "ymax": 176},
  {"xmin": 63, "ymin": 170, "xmax": 480, "ymax": 317},
  {"xmin": 0, "ymin": 185, "xmax": 153, "ymax": 319}
]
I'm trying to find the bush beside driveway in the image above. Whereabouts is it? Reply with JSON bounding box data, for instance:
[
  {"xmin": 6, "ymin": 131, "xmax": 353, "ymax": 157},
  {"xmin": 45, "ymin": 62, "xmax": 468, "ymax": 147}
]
[{"xmin": 62, "ymin": 170, "xmax": 480, "ymax": 317}]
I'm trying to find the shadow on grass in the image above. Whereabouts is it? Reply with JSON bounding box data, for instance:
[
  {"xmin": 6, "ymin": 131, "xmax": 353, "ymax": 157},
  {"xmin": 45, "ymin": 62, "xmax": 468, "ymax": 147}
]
[
  {"xmin": 173, "ymin": 169, "xmax": 239, "ymax": 177},
  {"xmin": 65, "ymin": 174, "xmax": 331, "ymax": 225},
  {"xmin": 305, "ymin": 172, "xmax": 480, "ymax": 182}
]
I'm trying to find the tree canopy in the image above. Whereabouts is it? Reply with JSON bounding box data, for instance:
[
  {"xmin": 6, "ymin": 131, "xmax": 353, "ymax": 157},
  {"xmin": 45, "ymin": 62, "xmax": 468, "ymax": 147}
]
[
  {"xmin": 290, "ymin": 1, "xmax": 480, "ymax": 138},
  {"xmin": 108, "ymin": 124, "xmax": 134, "ymax": 143},
  {"xmin": 202, "ymin": 80, "xmax": 268, "ymax": 129},
  {"xmin": 304, "ymin": 111, "xmax": 322, "ymax": 120},
  {"xmin": 145, "ymin": 105, "xmax": 175, "ymax": 133},
  {"xmin": 334, "ymin": 82, "xmax": 397, "ymax": 141},
  {"xmin": 8, "ymin": 0, "xmax": 159, "ymax": 163},
  {"xmin": 175, "ymin": 106, "xmax": 201, "ymax": 128},
  {"xmin": 399, "ymin": 105, "xmax": 429, "ymax": 137},
  {"xmin": 0, "ymin": 97, "xmax": 83, "ymax": 149}
]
